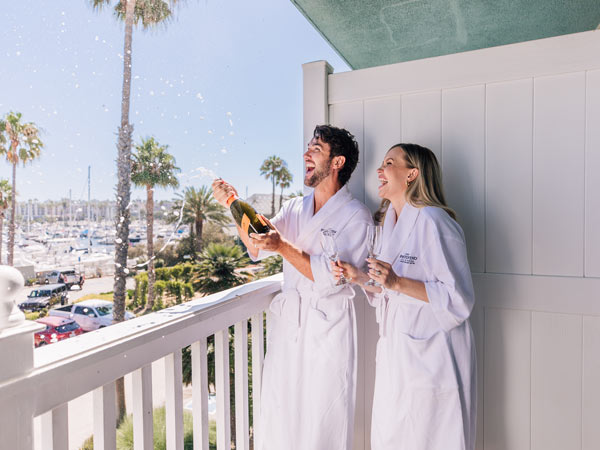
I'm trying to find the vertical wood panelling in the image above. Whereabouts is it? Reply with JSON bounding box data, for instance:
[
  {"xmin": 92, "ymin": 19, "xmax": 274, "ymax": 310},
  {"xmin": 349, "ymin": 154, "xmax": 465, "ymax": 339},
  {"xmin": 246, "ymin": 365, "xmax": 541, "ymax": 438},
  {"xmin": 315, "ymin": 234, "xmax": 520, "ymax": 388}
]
[
  {"xmin": 215, "ymin": 330, "xmax": 231, "ymax": 450},
  {"xmin": 329, "ymin": 102, "xmax": 365, "ymax": 203},
  {"xmin": 363, "ymin": 97, "xmax": 401, "ymax": 211},
  {"xmin": 93, "ymin": 381, "xmax": 116, "ymax": 450},
  {"xmin": 234, "ymin": 321, "xmax": 250, "ymax": 450},
  {"xmin": 352, "ymin": 291, "xmax": 376, "ymax": 450},
  {"xmin": 251, "ymin": 313, "xmax": 264, "ymax": 447},
  {"xmin": 486, "ymin": 79, "xmax": 533, "ymax": 274},
  {"xmin": 484, "ymin": 308, "xmax": 531, "ymax": 450},
  {"xmin": 192, "ymin": 339, "xmax": 210, "ymax": 450},
  {"xmin": 533, "ymin": 73, "xmax": 585, "ymax": 276},
  {"xmin": 165, "ymin": 352, "xmax": 184, "ymax": 450},
  {"xmin": 442, "ymin": 85, "xmax": 486, "ymax": 272},
  {"xmin": 585, "ymin": 70, "xmax": 600, "ymax": 277},
  {"xmin": 531, "ymin": 312, "xmax": 582, "ymax": 450},
  {"xmin": 132, "ymin": 365, "xmax": 153, "ymax": 450},
  {"xmin": 40, "ymin": 404, "xmax": 68, "ymax": 450},
  {"xmin": 401, "ymin": 91, "xmax": 442, "ymax": 162},
  {"xmin": 583, "ymin": 317, "xmax": 600, "ymax": 450}
]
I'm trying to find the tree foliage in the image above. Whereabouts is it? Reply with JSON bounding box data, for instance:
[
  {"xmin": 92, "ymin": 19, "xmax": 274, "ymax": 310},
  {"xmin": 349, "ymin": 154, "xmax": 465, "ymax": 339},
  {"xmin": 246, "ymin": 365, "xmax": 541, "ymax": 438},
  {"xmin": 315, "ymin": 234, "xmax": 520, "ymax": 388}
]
[
  {"xmin": 0, "ymin": 111, "xmax": 43, "ymax": 265},
  {"xmin": 194, "ymin": 243, "xmax": 252, "ymax": 294},
  {"xmin": 170, "ymin": 186, "xmax": 229, "ymax": 254}
]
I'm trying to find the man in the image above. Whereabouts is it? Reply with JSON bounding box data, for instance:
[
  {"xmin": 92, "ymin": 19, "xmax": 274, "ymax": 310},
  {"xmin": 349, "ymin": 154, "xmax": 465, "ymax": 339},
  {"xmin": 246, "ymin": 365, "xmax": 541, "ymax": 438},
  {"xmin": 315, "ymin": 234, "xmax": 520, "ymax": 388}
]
[{"xmin": 212, "ymin": 125, "xmax": 372, "ymax": 450}]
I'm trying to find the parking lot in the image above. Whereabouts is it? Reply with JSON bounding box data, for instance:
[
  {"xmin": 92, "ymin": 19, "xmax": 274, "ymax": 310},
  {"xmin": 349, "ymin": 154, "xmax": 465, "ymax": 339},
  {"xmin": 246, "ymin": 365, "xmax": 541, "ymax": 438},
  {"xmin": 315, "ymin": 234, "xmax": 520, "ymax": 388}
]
[{"xmin": 20, "ymin": 275, "xmax": 135, "ymax": 306}]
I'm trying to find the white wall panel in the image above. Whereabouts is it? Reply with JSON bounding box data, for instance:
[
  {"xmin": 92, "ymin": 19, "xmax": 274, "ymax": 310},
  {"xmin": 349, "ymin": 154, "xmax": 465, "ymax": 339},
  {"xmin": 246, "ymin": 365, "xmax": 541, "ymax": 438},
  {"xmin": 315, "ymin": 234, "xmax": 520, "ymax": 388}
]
[
  {"xmin": 401, "ymin": 91, "xmax": 442, "ymax": 162},
  {"xmin": 531, "ymin": 312, "xmax": 582, "ymax": 450},
  {"xmin": 484, "ymin": 308, "xmax": 531, "ymax": 450},
  {"xmin": 442, "ymin": 86, "xmax": 486, "ymax": 272},
  {"xmin": 533, "ymin": 73, "xmax": 585, "ymax": 276},
  {"xmin": 585, "ymin": 70, "xmax": 600, "ymax": 277},
  {"xmin": 363, "ymin": 97, "xmax": 401, "ymax": 211},
  {"xmin": 486, "ymin": 79, "xmax": 533, "ymax": 274},
  {"xmin": 583, "ymin": 317, "xmax": 600, "ymax": 450},
  {"xmin": 329, "ymin": 102, "xmax": 365, "ymax": 203}
]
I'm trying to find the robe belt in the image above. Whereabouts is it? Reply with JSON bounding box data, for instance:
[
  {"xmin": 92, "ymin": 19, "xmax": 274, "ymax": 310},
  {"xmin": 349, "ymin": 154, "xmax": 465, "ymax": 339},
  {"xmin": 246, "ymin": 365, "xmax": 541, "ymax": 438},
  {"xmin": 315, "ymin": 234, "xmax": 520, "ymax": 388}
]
[
  {"xmin": 269, "ymin": 287, "xmax": 351, "ymax": 341},
  {"xmin": 268, "ymin": 289, "xmax": 314, "ymax": 341},
  {"xmin": 371, "ymin": 290, "xmax": 391, "ymax": 337}
]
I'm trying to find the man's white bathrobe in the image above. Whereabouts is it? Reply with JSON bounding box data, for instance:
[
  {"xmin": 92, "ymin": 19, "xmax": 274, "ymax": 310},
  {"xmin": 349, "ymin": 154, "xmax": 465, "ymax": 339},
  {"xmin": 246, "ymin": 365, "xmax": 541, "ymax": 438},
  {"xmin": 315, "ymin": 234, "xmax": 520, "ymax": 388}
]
[
  {"xmin": 253, "ymin": 185, "xmax": 372, "ymax": 450},
  {"xmin": 368, "ymin": 203, "xmax": 476, "ymax": 450}
]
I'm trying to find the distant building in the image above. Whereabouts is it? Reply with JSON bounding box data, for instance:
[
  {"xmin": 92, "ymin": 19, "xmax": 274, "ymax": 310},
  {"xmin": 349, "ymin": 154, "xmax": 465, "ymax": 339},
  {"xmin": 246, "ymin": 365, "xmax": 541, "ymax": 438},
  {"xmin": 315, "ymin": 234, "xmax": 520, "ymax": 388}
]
[{"xmin": 245, "ymin": 193, "xmax": 290, "ymax": 218}]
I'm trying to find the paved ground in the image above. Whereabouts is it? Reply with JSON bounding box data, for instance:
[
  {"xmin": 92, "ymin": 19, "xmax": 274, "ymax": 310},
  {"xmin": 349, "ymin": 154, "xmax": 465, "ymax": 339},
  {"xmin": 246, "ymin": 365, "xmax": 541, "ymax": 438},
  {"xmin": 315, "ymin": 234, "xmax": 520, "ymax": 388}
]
[{"xmin": 21, "ymin": 275, "xmax": 135, "ymax": 305}]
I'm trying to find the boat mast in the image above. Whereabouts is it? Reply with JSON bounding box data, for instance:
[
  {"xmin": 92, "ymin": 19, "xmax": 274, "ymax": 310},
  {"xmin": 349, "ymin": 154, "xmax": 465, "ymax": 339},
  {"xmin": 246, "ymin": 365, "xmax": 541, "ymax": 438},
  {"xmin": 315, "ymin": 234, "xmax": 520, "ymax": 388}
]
[{"xmin": 88, "ymin": 166, "xmax": 92, "ymax": 254}]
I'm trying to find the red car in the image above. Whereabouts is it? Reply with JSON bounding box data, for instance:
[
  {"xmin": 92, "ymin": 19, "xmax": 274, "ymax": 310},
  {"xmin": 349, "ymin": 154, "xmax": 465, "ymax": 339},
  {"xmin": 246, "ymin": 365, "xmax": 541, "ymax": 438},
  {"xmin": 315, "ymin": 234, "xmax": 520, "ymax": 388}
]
[{"xmin": 34, "ymin": 316, "xmax": 83, "ymax": 347}]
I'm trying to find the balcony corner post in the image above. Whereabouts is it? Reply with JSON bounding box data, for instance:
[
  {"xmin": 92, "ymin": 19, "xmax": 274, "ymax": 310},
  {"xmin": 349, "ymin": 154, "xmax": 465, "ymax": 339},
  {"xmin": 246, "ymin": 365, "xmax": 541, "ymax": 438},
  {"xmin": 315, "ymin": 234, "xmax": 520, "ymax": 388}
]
[{"xmin": 0, "ymin": 265, "xmax": 45, "ymax": 450}]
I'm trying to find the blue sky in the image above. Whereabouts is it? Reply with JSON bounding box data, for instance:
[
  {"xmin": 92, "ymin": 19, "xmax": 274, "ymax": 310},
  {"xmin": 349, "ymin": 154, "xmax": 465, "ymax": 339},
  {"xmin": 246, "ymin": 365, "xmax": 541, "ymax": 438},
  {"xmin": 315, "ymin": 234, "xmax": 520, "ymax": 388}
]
[{"xmin": 0, "ymin": 0, "xmax": 349, "ymax": 203}]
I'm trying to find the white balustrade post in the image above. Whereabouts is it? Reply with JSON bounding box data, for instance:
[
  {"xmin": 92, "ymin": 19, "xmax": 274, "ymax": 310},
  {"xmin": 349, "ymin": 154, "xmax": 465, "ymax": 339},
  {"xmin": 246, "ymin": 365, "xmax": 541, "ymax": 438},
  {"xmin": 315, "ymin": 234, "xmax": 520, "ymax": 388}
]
[
  {"xmin": 192, "ymin": 339, "xmax": 210, "ymax": 450},
  {"xmin": 165, "ymin": 352, "xmax": 184, "ymax": 450},
  {"xmin": 251, "ymin": 312, "xmax": 264, "ymax": 445},
  {"xmin": 93, "ymin": 381, "xmax": 117, "ymax": 450},
  {"xmin": 132, "ymin": 364, "xmax": 153, "ymax": 450},
  {"xmin": 215, "ymin": 329, "xmax": 231, "ymax": 450},
  {"xmin": 0, "ymin": 266, "xmax": 44, "ymax": 450},
  {"xmin": 40, "ymin": 403, "xmax": 69, "ymax": 450},
  {"xmin": 234, "ymin": 320, "xmax": 249, "ymax": 450}
]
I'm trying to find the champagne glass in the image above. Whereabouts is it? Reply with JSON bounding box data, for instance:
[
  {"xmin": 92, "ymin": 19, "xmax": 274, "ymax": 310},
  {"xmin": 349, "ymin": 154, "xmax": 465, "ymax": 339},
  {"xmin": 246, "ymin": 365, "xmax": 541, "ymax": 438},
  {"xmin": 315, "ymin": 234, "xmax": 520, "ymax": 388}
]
[
  {"xmin": 365, "ymin": 225, "xmax": 382, "ymax": 286},
  {"xmin": 321, "ymin": 228, "xmax": 347, "ymax": 285}
]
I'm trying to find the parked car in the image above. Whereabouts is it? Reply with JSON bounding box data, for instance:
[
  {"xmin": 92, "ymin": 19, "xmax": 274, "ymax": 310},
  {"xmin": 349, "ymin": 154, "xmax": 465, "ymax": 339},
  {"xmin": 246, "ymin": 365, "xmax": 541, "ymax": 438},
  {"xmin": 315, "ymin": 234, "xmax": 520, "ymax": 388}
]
[
  {"xmin": 34, "ymin": 316, "xmax": 83, "ymax": 347},
  {"xmin": 44, "ymin": 269, "xmax": 84, "ymax": 290},
  {"xmin": 49, "ymin": 299, "xmax": 135, "ymax": 331},
  {"xmin": 18, "ymin": 284, "xmax": 69, "ymax": 312}
]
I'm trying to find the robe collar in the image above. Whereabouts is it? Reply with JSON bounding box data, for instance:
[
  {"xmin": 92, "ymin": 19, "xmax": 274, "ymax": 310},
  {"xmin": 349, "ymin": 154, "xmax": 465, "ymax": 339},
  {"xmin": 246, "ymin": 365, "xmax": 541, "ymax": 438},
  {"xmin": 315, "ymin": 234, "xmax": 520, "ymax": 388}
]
[
  {"xmin": 296, "ymin": 185, "xmax": 354, "ymax": 248},
  {"xmin": 379, "ymin": 201, "xmax": 421, "ymax": 265}
]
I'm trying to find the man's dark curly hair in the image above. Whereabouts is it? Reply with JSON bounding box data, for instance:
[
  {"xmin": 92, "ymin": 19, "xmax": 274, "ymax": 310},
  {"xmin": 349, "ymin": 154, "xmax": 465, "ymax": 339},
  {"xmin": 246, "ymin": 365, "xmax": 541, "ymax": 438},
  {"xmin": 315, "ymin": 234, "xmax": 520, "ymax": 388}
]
[{"xmin": 313, "ymin": 125, "xmax": 359, "ymax": 187}]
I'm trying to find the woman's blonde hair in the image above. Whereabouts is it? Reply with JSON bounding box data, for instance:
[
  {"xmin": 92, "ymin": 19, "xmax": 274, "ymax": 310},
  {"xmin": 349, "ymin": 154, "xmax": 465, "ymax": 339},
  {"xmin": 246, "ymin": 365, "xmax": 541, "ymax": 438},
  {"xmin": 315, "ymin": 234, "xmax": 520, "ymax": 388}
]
[{"xmin": 374, "ymin": 143, "xmax": 457, "ymax": 223}]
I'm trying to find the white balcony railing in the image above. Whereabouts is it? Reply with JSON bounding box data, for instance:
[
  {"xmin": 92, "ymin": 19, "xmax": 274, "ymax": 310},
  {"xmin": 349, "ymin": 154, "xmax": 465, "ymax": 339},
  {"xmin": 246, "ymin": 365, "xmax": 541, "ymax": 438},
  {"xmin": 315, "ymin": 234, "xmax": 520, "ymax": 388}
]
[{"xmin": 0, "ymin": 273, "xmax": 283, "ymax": 450}]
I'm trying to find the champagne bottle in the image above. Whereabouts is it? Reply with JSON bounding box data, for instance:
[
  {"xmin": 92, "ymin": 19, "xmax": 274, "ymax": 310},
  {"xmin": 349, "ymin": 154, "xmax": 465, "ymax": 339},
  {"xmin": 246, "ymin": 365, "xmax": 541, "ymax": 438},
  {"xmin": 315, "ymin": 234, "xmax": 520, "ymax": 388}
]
[{"xmin": 226, "ymin": 194, "xmax": 270, "ymax": 234}]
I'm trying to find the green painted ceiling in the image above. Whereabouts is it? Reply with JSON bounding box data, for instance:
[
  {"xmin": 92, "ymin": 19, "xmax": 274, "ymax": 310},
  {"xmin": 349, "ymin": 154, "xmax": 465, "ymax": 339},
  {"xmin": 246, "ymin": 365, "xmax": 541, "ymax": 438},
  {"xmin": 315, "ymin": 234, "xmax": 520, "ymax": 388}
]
[{"xmin": 291, "ymin": 0, "xmax": 600, "ymax": 69}]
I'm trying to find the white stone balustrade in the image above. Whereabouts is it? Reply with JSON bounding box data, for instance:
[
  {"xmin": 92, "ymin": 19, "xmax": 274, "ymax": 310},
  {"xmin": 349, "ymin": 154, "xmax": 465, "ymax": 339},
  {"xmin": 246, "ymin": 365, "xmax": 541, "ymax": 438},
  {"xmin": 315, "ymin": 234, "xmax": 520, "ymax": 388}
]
[{"xmin": 0, "ymin": 272, "xmax": 282, "ymax": 450}]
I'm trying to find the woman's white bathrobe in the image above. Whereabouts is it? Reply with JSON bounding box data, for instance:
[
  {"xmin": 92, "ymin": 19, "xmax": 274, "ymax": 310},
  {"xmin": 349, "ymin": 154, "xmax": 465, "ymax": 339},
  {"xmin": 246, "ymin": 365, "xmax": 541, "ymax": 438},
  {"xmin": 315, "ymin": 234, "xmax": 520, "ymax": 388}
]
[
  {"xmin": 369, "ymin": 203, "xmax": 476, "ymax": 450},
  {"xmin": 254, "ymin": 185, "xmax": 372, "ymax": 450}
]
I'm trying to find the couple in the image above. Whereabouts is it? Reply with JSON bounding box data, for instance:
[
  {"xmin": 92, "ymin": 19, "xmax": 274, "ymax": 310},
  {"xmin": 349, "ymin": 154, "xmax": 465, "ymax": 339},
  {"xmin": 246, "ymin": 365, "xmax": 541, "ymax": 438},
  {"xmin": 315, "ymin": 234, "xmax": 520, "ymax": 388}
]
[{"xmin": 212, "ymin": 125, "xmax": 476, "ymax": 450}]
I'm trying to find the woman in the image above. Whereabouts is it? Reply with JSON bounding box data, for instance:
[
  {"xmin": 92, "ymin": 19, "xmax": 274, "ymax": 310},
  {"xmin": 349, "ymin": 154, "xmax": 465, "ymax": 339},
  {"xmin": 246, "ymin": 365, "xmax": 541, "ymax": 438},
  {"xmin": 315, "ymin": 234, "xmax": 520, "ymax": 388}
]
[{"xmin": 334, "ymin": 143, "xmax": 476, "ymax": 450}]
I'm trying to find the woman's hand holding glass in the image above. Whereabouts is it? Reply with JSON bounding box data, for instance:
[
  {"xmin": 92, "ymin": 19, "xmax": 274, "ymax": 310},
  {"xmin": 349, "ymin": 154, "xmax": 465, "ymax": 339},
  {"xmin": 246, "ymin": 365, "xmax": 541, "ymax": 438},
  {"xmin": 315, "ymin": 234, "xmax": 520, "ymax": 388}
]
[{"xmin": 366, "ymin": 258, "xmax": 401, "ymax": 291}]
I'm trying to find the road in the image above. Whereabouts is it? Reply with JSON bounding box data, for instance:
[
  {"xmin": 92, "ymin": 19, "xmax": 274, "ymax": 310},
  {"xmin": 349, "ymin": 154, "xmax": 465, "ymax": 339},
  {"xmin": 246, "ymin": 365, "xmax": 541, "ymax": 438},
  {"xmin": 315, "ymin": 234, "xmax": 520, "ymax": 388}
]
[{"xmin": 20, "ymin": 275, "xmax": 135, "ymax": 305}]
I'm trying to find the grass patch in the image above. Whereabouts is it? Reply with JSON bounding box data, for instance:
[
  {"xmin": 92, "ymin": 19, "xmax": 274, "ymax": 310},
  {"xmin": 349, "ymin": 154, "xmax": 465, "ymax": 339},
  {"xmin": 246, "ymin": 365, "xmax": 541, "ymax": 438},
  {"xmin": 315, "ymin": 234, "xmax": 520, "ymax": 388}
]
[
  {"xmin": 79, "ymin": 406, "xmax": 216, "ymax": 449},
  {"xmin": 74, "ymin": 293, "xmax": 114, "ymax": 303}
]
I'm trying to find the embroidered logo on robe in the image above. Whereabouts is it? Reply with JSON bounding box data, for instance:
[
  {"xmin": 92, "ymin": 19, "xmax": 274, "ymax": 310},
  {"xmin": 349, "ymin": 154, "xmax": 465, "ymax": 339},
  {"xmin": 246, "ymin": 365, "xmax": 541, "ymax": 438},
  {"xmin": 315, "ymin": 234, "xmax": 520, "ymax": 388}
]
[{"xmin": 398, "ymin": 253, "xmax": 418, "ymax": 264}]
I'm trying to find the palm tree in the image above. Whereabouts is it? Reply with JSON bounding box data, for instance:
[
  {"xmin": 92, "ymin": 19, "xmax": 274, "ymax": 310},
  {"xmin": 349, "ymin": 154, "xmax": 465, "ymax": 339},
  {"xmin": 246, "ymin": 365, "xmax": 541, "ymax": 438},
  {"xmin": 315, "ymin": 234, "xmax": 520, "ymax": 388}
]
[
  {"xmin": 0, "ymin": 112, "xmax": 43, "ymax": 266},
  {"xmin": 132, "ymin": 137, "xmax": 180, "ymax": 311},
  {"xmin": 87, "ymin": 0, "xmax": 180, "ymax": 425},
  {"xmin": 0, "ymin": 180, "xmax": 12, "ymax": 265},
  {"xmin": 88, "ymin": 0, "xmax": 178, "ymax": 313},
  {"xmin": 193, "ymin": 243, "xmax": 251, "ymax": 294},
  {"xmin": 277, "ymin": 166, "xmax": 293, "ymax": 211},
  {"xmin": 259, "ymin": 155, "xmax": 283, "ymax": 217},
  {"xmin": 172, "ymin": 186, "xmax": 229, "ymax": 255}
]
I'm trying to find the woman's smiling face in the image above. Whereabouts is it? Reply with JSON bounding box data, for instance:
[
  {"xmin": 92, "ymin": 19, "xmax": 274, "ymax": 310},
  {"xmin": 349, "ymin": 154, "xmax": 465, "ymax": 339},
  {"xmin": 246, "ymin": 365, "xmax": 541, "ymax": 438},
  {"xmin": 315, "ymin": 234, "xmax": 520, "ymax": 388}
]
[{"xmin": 377, "ymin": 146, "xmax": 416, "ymax": 200}]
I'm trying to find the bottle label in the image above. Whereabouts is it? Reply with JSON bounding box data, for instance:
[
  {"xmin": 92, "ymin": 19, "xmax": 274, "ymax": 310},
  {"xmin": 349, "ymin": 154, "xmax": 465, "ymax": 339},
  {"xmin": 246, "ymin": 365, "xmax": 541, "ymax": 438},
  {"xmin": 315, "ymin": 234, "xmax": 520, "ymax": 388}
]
[{"xmin": 241, "ymin": 214, "xmax": 251, "ymax": 234}]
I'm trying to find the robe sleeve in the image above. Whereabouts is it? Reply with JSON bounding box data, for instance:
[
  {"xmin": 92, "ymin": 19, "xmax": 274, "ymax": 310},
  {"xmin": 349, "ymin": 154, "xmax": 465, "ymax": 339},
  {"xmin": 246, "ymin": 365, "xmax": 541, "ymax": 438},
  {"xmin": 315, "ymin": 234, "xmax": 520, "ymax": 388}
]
[
  {"xmin": 421, "ymin": 234, "xmax": 475, "ymax": 333},
  {"xmin": 310, "ymin": 211, "xmax": 371, "ymax": 290}
]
